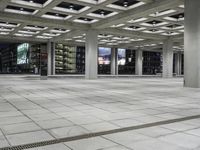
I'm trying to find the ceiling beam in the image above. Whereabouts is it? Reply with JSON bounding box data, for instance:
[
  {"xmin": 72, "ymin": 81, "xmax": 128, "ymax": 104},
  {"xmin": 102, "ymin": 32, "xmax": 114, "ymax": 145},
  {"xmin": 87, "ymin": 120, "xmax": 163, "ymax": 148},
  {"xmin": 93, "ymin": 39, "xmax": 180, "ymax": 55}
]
[
  {"xmin": 92, "ymin": 0, "xmax": 183, "ymax": 29},
  {"xmin": 0, "ymin": 11, "xmax": 90, "ymax": 30},
  {"xmin": 0, "ymin": 35, "xmax": 47, "ymax": 43},
  {"xmin": 100, "ymin": 28, "xmax": 167, "ymax": 40}
]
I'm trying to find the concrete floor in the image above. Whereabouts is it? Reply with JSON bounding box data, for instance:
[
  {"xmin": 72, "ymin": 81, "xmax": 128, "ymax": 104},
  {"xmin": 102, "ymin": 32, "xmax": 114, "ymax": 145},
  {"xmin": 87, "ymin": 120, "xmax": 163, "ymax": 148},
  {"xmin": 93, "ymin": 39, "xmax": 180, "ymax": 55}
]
[{"xmin": 0, "ymin": 76, "xmax": 200, "ymax": 149}]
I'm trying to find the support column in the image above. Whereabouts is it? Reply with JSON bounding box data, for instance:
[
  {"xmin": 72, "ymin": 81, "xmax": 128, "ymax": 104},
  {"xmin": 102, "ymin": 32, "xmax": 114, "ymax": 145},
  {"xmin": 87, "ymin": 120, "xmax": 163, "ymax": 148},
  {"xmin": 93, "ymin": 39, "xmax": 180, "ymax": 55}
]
[
  {"xmin": 85, "ymin": 30, "xmax": 98, "ymax": 79},
  {"xmin": 51, "ymin": 42, "xmax": 55, "ymax": 75},
  {"xmin": 184, "ymin": 0, "xmax": 200, "ymax": 88},
  {"xmin": 47, "ymin": 41, "xmax": 55, "ymax": 75},
  {"xmin": 135, "ymin": 50, "xmax": 143, "ymax": 76},
  {"xmin": 111, "ymin": 48, "xmax": 118, "ymax": 75},
  {"xmin": 162, "ymin": 38, "xmax": 173, "ymax": 78},
  {"xmin": 175, "ymin": 52, "xmax": 181, "ymax": 76}
]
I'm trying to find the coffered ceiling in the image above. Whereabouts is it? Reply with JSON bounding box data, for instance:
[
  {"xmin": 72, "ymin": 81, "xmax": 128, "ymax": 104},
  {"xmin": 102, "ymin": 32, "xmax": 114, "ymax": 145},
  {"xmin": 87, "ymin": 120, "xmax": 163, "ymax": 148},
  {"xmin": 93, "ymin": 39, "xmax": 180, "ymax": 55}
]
[{"xmin": 0, "ymin": 0, "xmax": 184, "ymax": 51}]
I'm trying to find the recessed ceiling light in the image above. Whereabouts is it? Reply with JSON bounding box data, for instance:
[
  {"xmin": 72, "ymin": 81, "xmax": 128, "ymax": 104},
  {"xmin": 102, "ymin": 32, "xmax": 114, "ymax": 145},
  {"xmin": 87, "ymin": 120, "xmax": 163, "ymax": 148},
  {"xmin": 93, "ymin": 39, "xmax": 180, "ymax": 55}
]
[{"xmin": 123, "ymin": 1, "xmax": 128, "ymax": 7}]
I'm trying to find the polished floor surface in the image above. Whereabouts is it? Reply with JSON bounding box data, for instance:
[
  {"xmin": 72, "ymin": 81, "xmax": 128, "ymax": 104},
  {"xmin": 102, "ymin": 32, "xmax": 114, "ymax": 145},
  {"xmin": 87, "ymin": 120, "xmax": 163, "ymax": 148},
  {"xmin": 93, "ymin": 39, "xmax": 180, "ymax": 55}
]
[{"xmin": 0, "ymin": 76, "xmax": 200, "ymax": 150}]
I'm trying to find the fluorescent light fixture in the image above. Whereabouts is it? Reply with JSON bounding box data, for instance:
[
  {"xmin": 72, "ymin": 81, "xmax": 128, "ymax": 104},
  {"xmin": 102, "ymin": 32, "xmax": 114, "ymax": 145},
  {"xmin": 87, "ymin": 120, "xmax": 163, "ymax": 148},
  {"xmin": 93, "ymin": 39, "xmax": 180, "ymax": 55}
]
[
  {"xmin": 87, "ymin": 12, "xmax": 118, "ymax": 18},
  {"xmin": 75, "ymin": 39, "xmax": 85, "ymax": 42},
  {"xmin": 0, "ymin": 28, "xmax": 14, "ymax": 32},
  {"xmin": 123, "ymin": 27, "xmax": 146, "ymax": 31},
  {"xmin": 43, "ymin": 33, "xmax": 60, "ymax": 37},
  {"xmin": 140, "ymin": 22, "xmax": 169, "ymax": 27},
  {"xmin": 10, "ymin": 0, "xmax": 43, "ymax": 8},
  {"xmin": 18, "ymin": 30, "xmax": 39, "ymax": 34},
  {"xmin": 4, "ymin": 8, "xmax": 37, "ymax": 15},
  {"xmin": 130, "ymin": 38, "xmax": 144, "ymax": 42},
  {"xmin": 149, "ymin": 9, "xmax": 177, "ymax": 17},
  {"xmin": 24, "ymin": 26, "xmax": 47, "ymax": 31},
  {"xmin": 127, "ymin": 17, "xmax": 148, "ymax": 23},
  {"xmin": 164, "ymin": 17, "xmax": 184, "ymax": 22},
  {"xmin": 179, "ymin": 29, "xmax": 184, "ymax": 32},
  {"xmin": 0, "ymin": 32, "xmax": 9, "ymax": 35},
  {"xmin": 161, "ymin": 25, "xmax": 184, "ymax": 30},
  {"xmin": 14, "ymin": 33, "xmax": 33, "ymax": 37},
  {"xmin": 161, "ymin": 32, "xmax": 180, "ymax": 36},
  {"xmin": 42, "ymin": 14, "xmax": 72, "ymax": 20},
  {"xmin": 77, "ymin": 0, "xmax": 106, "ymax": 4},
  {"xmin": 73, "ymin": 19, "xmax": 98, "ymax": 24},
  {"xmin": 110, "ymin": 24, "xmax": 125, "ymax": 28},
  {"xmin": 143, "ymin": 30, "xmax": 164, "ymax": 34},
  {"xmin": 65, "ymin": 38, "xmax": 72, "ymax": 41},
  {"xmin": 36, "ymin": 35, "xmax": 52, "ymax": 39},
  {"xmin": 50, "ymin": 29, "xmax": 70, "ymax": 33}
]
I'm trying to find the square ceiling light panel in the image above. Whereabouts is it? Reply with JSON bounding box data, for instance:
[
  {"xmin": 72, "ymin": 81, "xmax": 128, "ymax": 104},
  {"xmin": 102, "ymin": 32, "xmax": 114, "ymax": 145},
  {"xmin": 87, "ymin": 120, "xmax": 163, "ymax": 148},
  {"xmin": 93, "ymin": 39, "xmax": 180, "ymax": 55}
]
[
  {"xmin": 143, "ymin": 29, "xmax": 164, "ymax": 34},
  {"xmin": 140, "ymin": 20, "xmax": 169, "ymax": 27},
  {"xmin": 10, "ymin": 0, "xmax": 50, "ymax": 8},
  {"xmin": 42, "ymin": 12, "xmax": 72, "ymax": 20},
  {"xmin": 5, "ymin": 5, "xmax": 37, "ymax": 15},
  {"xmin": 164, "ymin": 13, "xmax": 184, "ymax": 21},
  {"xmin": 73, "ymin": 17, "xmax": 98, "ymax": 24},
  {"xmin": 161, "ymin": 24, "xmax": 184, "ymax": 30},
  {"xmin": 123, "ymin": 26, "xmax": 146, "ymax": 31},
  {"xmin": 53, "ymin": 2, "xmax": 90, "ymax": 14},
  {"xmin": 107, "ymin": 0, "xmax": 145, "ymax": 10},
  {"xmin": 87, "ymin": 9, "xmax": 118, "ymax": 18}
]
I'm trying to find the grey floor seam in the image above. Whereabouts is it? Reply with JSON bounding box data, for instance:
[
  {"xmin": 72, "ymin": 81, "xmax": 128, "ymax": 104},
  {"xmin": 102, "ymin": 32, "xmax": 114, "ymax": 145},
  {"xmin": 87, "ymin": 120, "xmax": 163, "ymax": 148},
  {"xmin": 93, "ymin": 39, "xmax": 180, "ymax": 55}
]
[{"xmin": 1, "ymin": 114, "xmax": 200, "ymax": 150}]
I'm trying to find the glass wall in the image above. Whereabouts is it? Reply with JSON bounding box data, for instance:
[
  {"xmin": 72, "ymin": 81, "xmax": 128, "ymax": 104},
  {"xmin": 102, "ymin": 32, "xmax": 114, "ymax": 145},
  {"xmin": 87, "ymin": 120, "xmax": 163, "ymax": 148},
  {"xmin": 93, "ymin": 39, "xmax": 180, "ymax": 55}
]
[
  {"xmin": 55, "ymin": 44, "xmax": 85, "ymax": 74},
  {"xmin": 143, "ymin": 51, "xmax": 162, "ymax": 75},
  {"xmin": 98, "ymin": 47, "xmax": 111, "ymax": 74},
  {"xmin": 118, "ymin": 49, "xmax": 136, "ymax": 74}
]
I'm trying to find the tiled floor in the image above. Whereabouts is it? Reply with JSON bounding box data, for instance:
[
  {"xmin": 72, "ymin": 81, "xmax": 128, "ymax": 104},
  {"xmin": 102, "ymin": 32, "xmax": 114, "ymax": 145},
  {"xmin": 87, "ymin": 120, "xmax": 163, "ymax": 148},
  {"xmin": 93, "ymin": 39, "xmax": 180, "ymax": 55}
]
[{"xmin": 0, "ymin": 76, "xmax": 200, "ymax": 149}]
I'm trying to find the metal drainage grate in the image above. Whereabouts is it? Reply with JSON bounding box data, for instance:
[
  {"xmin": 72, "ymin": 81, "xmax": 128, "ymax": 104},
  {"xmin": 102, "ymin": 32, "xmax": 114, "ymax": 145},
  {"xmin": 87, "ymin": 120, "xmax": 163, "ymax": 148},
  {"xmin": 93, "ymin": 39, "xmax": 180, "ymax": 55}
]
[{"xmin": 1, "ymin": 114, "xmax": 200, "ymax": 150}]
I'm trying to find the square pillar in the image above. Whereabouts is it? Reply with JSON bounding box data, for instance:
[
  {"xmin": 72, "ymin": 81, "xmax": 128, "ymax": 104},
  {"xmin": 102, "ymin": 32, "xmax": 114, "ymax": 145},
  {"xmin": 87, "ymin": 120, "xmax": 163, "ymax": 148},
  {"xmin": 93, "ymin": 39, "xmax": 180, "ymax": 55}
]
[
  {"xmin": 175, "ymin": 52, "xmax": 181, "ymax": 76},
  {"xmin": 184, "ymin": 0, "xmax": 200, "ymax": 88},
  {"xmin": 135, "ymin": 50, "xmax": 143, "ymax": 76},
  {"xmin": 162, "ymin": 38, "xmax": 173, "ymax": 78},
  {"xmin": 85, "ymin": 30, "xmax": 98, "ymax": 79},
  {"xmin": 111, "ymin": 48, "xmax": 118, "ymax": 75},
  {"xmin": 47, "ymin": 41, "xmax": 55, "ymax": 75}
]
